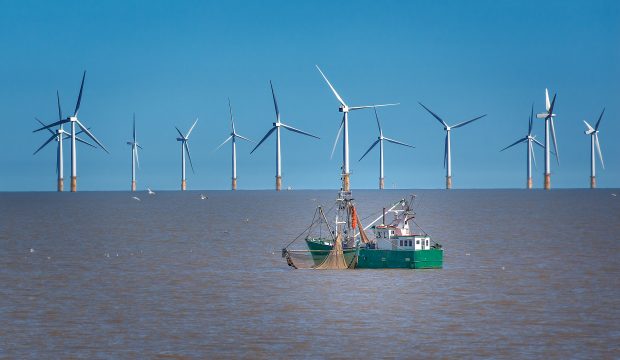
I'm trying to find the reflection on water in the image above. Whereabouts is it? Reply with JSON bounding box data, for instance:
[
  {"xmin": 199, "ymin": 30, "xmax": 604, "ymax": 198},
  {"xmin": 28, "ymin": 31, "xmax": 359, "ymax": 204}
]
[{"xmin": 1, "ymin": 190, "xmax": 619, "ymax": 358}]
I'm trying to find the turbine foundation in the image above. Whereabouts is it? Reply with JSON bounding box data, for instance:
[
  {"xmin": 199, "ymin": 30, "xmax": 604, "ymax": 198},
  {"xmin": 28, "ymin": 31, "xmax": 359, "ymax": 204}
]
[
  {"xmin": 544, "ymin": 174, "xmax": 551, "ymax": 190},
  {"xmin": 276, "ymin": 176, "xmax": 282, "ymax": 191},
  {"xmin": 232, "ymin": 178, "xmax": 237, "ymax": 191},
  {"xmin": 590, "ymin": 176, "xmax": 596, "ymax": 189},
  {"xmin": 181, "ymin": 180, "xmax": 186, "ymax": 191},
  {"xmin": 131, "ymin": 181, "xmax": 136, "ymax": 192},
  {"xmin": 527, "ymin": 177, "xmax": 533, "ymax": 189},
  {"xmin": 342, "ymin": 173, "xmax": 350, "ymax": 191},
  {"xmin": 446, "ymin": 176, "xmax": 452, "ymax": 190},
  {"xmin": 379, "ymin": 177, "xmax": 384, "ymax": 190},
  {"xmin": 70, "ymin": 176, "xmax": 77, "ymax": 192},
  {"xmin": 57, "ymin": 178, "xmax": 64, "ymax": 192}
]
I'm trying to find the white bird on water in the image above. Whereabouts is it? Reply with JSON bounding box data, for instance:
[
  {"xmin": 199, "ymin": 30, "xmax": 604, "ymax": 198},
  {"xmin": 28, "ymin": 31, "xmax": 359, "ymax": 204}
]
[
  {"xmin": 132, "ymin": 196, "xmax": 141, "ymax": 201},
  {"xmin": 200, "ymin": 194, "xmax": 207, "ymax": 200},
  {"xmin": 147, "ymin": 188, "xmax": 155, "ymax": 195}
]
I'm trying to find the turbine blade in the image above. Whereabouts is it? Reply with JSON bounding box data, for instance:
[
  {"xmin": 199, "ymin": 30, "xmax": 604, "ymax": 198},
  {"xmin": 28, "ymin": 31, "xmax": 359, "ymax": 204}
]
[
  {"xmin": 383, "ymin": 137, "xmax": 414, "ymax": 148},
  {"xmin": 33, "ymin": 134, "xmax": 57, "ymax": 155},
  {"xmin": 175, "ymin": 126, "xmax": 184, "ymax": 138},
  {"xmin": 419, "ymin": 102, "xmax": 448, "ymax": 127},
  {"xmin": 550, "ymin": 118, "xmax": 559, "ymax": 165},
  {"xmin": 545, "ymin": 88, "xmax": 550, "ymax": 111},
  {"xmin": 33, "ymin": 119, "xmax": 68, "ymax": 133},
  {"xmin": 595, "ymin": 134, "xmax": 604, "ymax": 169},
  {"xmin": 359, "ymin": 139, "xmax": 380, "ymax": 161},
  {"xmin": 583, "ymin": 120, "xmax": 594, "ymax": 133},
  {"xmin": 452, "ymin": 114, "xmax": 487, "ymax": 129},
  {"xmin": 35, "ymin": 117, "xmax": 56, "ymax": 135},
  {"xmin": 74, "ymin": 71, "xmax": 86, "ymax": 116},
  {"xmin": 280, "ymin": 123, "xmax": 320, "ymax": 139},
  {"xmin": 595, "ymin": 108, "xmax": 605, "ymax": 130},
  {"xmin": 250, "ymin": 127, "xmax": 276, "ymax": 154},
  {"xmin": 215, "ymin": 136, "xmax": 233, "ymax": 151},
  {"xmin": 349, "ymin": 103, "xmax": 399, "ymax": 111},
  {"xmin": 374, "ymin": 107, "xmax": 382, "ymax": 135},
  {"xmin": 236, "ymin": 134, "xmax": 254, "ymax": 143},
  {"xmin": 75, "ymin": 136, "xmax": 96, "ymax": 148},
  {"xmin": 228, "ymin": 98, "xmax": 236, "ymax": 133},
  {"xmin": 137, "ymin": 144, "xmax": 143, "ymax": 150},
  {"xmin": 330, "ymin": 117, "xmax": 344, "ymax": 159},
  {"xmin": 530, "ymin": 141, "xmax": 538, "ymax": 170},
  {"xmin": 528, "ymin": 103, "xmax": 534, "ymax": 135},
  {"xmin": 500, "ymin": 137, "xmax": 527, "ymax": 152},
  {"xmin": 315, "ymin": 65, "xmax": 347, "ymax": 107},
  {"xmin": 56, "ymin": 90, "xmax": 63, "ymax": 121},
  {"xmin": 184, "ymin": 142, "xmax": 195, "ymax": 173},
  {"xmin": 133, "ymin": 113, "xmax": 136, "ymax": 142},
  {"xmin": 547, "ymin": 93, "xmax": 557, "ymax": 119},
  {"xmin": 270, "ymin": 80, "xmax": 280, "ymax": 122},
  {"xmin": 186, "ymin": 118, "xmax": 198, "ymax": 138},
  {"xmin": 76, "ymin": 119, "xmax": 109, "ymax": 153},
  {"xmin": 135, "ymin": 146, "xmax": 140, "ymax": 168},
  {"xmin": 533, "ymin": 138, "xmax": 545, "ymax": 149}
]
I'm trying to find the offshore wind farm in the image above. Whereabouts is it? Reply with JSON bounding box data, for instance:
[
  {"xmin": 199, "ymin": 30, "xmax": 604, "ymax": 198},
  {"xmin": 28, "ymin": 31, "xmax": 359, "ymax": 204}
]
[{"xmin": 1, "ymin": 1, "xmax": 619, "ymax": 359}]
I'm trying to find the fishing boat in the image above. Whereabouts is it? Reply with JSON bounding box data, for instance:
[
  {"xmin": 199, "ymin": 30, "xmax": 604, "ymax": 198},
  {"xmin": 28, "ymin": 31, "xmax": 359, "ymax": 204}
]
[{"xmin": 283, "ymin": 192, "xmax": 443, "ymax": 270}]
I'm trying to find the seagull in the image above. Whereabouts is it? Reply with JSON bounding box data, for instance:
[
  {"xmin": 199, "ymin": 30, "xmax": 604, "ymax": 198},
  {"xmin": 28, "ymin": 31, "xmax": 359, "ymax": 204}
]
[
  {"xmin": 147, "ymin": 188, "xmax": 155, "ymax": 195},
  {"xmin": 200, "ymin": 194, "xmax": 208, "ymax": 200},
  {"xmin": 612, "ymin": 193, "xmax": 617, "ymax": 197},
  {"xmin": 132, "ymin": 196, "xmax": 141, "ymax": 201}
]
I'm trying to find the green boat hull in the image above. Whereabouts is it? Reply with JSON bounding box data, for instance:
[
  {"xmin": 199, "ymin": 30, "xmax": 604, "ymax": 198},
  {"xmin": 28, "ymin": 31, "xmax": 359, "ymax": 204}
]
[{"xmin": 305, "ymin": 238, "xmax": 443, "ymax": 269}]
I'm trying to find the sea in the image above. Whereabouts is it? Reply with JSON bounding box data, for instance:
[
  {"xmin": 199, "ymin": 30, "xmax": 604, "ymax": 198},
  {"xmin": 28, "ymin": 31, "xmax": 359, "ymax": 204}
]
[{"xmin": 1, "ymin": 189, "xmax": 619, "ymax": 359}]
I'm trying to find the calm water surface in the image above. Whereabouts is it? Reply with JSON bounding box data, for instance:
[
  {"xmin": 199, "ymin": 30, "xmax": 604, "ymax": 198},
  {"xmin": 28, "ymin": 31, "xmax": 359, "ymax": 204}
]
[{"xmin": 1, "ymin": 189, "xmax": 619, "ymax": 358}]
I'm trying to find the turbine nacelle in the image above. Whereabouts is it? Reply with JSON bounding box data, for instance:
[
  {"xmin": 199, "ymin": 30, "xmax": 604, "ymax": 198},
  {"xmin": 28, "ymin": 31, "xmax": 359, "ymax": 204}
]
[
  {"xmin": 68, "ymin": 116, "xmax": 78, "ymax": 122},
  {"xmin": 339, "ymin": 105, "xmax": 348, "ymax": 113},
  {"xmin": 536, "ymin": 113, "xmax": 556, "ymax": 119}
]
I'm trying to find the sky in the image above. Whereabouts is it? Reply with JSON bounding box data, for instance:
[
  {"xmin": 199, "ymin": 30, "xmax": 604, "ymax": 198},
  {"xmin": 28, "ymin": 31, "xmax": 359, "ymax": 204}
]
[{"xmin": 0, "ymin": 0, "xmax": 618, "ymax": 191}]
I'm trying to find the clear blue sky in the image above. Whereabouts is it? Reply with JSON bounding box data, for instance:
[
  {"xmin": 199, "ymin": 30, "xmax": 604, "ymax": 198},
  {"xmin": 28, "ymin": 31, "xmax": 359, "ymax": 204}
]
[{"xmin": 1, "ymin": 0, "xmax": 618, "ymax": 190}]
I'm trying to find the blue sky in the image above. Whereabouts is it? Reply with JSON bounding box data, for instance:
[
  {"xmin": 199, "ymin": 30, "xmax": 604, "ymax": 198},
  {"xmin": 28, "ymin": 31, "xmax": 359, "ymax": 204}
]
[{"xmin": 1, "ymin": 0, "xmax": 618, "ymax": 190}]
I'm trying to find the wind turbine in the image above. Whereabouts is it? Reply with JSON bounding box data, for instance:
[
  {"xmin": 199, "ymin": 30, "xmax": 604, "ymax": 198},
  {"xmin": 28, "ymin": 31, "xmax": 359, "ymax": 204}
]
[
  {"xmin": 251, "ymin": 81, "xmax": 320, "ymax": 191},
  {"xmin": 127, "ymin": 113, "xmax": 143, "ymax": 191},
  {"xmin": 535, "ymin": 88, "xmax": 559, "ymax": 190},
  {"xmin": 418, "ymin": 102, "xmax": 486, "ymax": 189},
  {"xmin": 500, "ymin": 104, "xmax": 545, "ymax": 189},
  {"xmin": 359, "ymin": 107, "xmax": 414, "ymax": 189},
  {"xmin": 316, "ymin": 65, "xmax": 398, "ymax": 191},
  {"xmin": 216, "ymin": 99, "xmax": 253, "ymax": 190},
  {"xmin": 175, "ymin": 118, "xmax": 198, "ymax": 191},
  {"xmin": 33, "ymin": 71, "xmax": 109, "ymax": 192},
  {"xmin": 33, "ymin": 91, "xmax": 95, "ymax": 191},
  {"xmin": 583, "ymin": 108, "xmax": 605, "ymax": 188}
]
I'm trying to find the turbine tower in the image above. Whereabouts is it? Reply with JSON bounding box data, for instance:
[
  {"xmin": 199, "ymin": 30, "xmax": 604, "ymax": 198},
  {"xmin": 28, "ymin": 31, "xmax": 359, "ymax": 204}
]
[
  {"xmin": 419, "ymin": 102, "xmax": 486, "ymax": 189},
  {"xmin": 33, "ymin": 91, "xmax": 94, "ymax": 191},
  {"xmin": 535, "ymin": 89, "xmax": 559, "ymax": 190},
  {"xmin": 316, "ymin": 65, "xmax": 398, "ymax": 191},
  {"xmin": 583, "ymin": 108, "xmax": 605, "ymax": 189},
  {"xmin": 127, "ymin": 114, "xmax": 143, "ymax": 191},
  {"xmin": 251, "ymin": 81, "xmax": 320, "ymax": 191},
  {"xmin": 216, "ymin": 99, "xmax": 253, "ymax": 190},
  {"xmin": 175, "ymin": 118, "xmax": 198, "ymax": 191},
  {"xmin": 33, "ymin": 71, "xmax": 109, "ymax": 192},
  {"xmin": 500, "ymin": 104, "xmax": 545, "ymax": 189},
  {"xmin": 359, "ymin": 107, "xmax": 414, "ymax": 189}
]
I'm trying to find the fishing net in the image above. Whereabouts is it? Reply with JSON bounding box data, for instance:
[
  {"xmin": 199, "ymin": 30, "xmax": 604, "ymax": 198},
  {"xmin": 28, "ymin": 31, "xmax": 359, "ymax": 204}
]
[{"xmin": 282, "ymin": 234, "xmax": 357, "ymax": 270}]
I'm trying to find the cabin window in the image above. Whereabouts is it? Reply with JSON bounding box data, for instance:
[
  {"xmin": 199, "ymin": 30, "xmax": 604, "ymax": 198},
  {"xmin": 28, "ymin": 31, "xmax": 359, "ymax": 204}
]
[
  {"xmin": 416, "ymin": 240, "xmax": 420, "ymax": 245},
  {"xmin": 399, "ymin": 240, "xmax": 403, "ymax": 246},
  {"xmin": 426, "ymin": 240, "xmax": 429, "ymax": 247},
  {"xmin": 409, "ymin": 240, "xmax": 413, "ymax": 246}
]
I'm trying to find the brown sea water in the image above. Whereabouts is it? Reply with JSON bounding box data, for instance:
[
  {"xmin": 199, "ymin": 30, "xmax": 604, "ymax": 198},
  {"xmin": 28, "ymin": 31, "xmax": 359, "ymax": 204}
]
[{"xmin": 1, "ymin": 189, "xmax": 619, "ymax": 359}]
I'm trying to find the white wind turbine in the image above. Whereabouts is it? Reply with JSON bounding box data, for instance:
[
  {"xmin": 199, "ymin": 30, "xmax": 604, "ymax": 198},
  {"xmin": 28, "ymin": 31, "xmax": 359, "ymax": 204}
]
[
  {"xmin": 33, "ymin": 71, "xmax": 109, "ymax": 192},
  {"xmin": 175, "ymin": 118, "xmax": 198, "ymax": 191},
  {"xmin": 583, "ymin": 108, "xmax": 605, "ymax": 189},
  {"xmin": 33, "ymin": 91, "xmax": 95, "ymax": 191},
  {"xmin": 316, "ymin": 65, "xmax": 399, "ymax": 191},
  {"xmin": 359, "ymin": 107, "xmax": 414, "ymax": 189},
  {"xmin": 127, "ymin": 114, "xmax": 143, "ymax": 191},
  {"xmin": 216, "ymin": 99, "xmax": 253, "ymax": 190},
  {"xmin": 500, "ymin": 104, "xmax": 545, "ymax": 189},
  {"xmin": 535, "ymin": 88, "xmax": 559, "ymax": 190},
  {"xmin": 418, "ymin": 102, "xmax": 486, "ymax": 189},
  {"xmin": 251, "ymin": 81, "xmax": 320, "ymax": 191}
]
